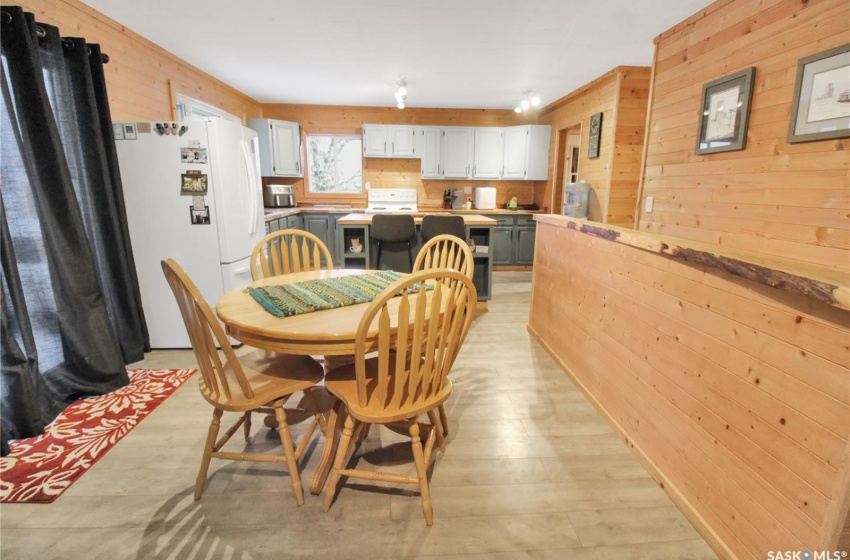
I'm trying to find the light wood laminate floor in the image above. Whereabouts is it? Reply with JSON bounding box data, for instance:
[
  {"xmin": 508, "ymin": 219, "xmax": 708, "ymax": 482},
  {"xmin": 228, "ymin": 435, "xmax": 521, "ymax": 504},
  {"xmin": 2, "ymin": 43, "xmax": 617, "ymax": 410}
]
[{"xmin": 0, "ymin": 273, "xmax": 719, "ymax": 560}]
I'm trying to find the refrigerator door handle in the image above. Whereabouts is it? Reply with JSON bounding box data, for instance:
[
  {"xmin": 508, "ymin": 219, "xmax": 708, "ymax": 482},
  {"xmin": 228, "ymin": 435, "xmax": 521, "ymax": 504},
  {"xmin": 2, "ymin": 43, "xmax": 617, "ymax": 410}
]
[{"xmin": 241, "ymin": 140, "xmax": 258, "ymax": 236}]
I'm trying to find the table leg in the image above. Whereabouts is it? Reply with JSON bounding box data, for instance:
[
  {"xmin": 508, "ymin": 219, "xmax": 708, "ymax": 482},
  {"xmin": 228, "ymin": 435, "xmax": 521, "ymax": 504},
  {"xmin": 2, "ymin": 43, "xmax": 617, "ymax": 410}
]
[{"xmin": 309, "ymin": 400, "xmax": 344, "ymax": 494}]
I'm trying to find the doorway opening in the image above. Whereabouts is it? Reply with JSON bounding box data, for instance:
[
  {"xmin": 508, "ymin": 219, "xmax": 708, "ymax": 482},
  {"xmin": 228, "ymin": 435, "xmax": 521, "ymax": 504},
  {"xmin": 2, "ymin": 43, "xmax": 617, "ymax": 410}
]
[{"xmin": 552, "ymin": 125, "xmax": 581, "ymax": 213}]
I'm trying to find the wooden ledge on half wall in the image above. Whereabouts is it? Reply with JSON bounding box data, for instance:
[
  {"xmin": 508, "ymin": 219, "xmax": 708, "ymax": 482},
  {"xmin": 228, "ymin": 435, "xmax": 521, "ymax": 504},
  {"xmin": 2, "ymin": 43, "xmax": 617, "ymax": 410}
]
[{"xmin": 533, "ymin": 214, "xmax": 850, "ymax": 313}]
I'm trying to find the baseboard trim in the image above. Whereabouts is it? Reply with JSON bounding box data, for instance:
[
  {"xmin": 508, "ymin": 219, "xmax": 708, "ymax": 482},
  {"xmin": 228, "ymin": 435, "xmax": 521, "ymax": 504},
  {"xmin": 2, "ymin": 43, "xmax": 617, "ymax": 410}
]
[{"xmin": 526, "ymin": 322, "xmax": 736, "ymax": 560}]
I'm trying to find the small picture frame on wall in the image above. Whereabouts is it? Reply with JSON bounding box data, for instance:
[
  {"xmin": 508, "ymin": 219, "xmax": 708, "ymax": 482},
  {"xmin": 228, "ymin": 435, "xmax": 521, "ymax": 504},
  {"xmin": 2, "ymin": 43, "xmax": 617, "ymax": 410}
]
[
  {"xmin": 587, "ymin": 112, "xmax": 602, "ymax": 159},
  {"xmin": 787, "ymin": 43, "xmax": 850, "ymax": 144},
  {"xmin": 695, "ymin": 67, "xmax": 755, "ymax": 155}
]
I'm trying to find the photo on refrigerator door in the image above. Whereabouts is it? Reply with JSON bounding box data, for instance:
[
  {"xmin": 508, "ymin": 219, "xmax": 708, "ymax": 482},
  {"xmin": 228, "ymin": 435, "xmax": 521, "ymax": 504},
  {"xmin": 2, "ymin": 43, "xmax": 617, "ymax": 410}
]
[
  {"xmin": 189, "ymin": 205, "xmax": 210, "ymax": 225},
  {"xmin": 180, "ymin": 170, "xmax": 208, "ymax": 194}
]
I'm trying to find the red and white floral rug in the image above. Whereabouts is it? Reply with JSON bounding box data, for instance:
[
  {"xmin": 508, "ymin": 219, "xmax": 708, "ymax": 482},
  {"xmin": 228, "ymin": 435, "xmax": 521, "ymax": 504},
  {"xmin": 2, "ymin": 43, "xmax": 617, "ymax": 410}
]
[{"xmin": 0, "ymin": 368, "xmax": 196, "ymax": 504}]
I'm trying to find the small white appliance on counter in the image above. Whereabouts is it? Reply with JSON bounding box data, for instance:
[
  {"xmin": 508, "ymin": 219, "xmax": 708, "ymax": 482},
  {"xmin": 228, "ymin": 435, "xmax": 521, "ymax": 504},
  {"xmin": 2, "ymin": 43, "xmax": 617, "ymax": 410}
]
[
  {"xmin": 114, "ymin": 117, "xmax": 264, "ymax": 348},
  {"xmin": 365, "ymin": 188, "xmax": 419, "ymax": 213},
  {"xmin": 474, "ymin": 187, "xmax": 497, "ymax": 210}
]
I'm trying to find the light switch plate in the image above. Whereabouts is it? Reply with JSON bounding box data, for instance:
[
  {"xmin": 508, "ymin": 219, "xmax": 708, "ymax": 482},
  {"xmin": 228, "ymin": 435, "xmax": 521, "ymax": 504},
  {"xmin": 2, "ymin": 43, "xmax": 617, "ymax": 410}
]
[
  {"xmin": 644, "ymin": 196, "xmax": 654, "ymax": 213},
  {"xmin": 464, "ymin": 186, "xmax": 472, "ymax": 194}
]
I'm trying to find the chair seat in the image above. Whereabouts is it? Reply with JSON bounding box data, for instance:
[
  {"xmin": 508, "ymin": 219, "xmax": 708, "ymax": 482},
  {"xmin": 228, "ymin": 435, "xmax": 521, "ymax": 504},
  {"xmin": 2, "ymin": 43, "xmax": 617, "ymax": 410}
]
[
  {"xmin": 201, "ymin": 350, "xmax": 324, "ymax": 411},
  {"xmin": 325, "ymin": 357, "xmax": 452, "ymax": 424}
]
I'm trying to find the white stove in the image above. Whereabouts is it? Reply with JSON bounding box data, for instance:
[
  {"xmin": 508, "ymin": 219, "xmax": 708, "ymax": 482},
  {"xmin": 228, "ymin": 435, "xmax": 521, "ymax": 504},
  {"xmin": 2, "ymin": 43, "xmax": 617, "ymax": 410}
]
[{"xmin": 365, "ymin": 188, "xmax": 419, "ymax": 214}]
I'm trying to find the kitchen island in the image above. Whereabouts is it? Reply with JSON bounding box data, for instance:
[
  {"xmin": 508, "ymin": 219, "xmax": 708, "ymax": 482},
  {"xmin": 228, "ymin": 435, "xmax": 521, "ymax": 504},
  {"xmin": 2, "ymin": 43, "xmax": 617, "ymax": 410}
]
[{"xmin": 336, "ymin": 213, "xmax": 496, "ymax": 300}]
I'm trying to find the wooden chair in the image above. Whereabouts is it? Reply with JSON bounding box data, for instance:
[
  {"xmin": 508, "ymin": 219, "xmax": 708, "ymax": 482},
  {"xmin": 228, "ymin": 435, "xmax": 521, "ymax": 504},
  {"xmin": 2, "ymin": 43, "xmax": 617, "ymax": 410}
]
[
  {"xmin": 414, "ymin": 233, "xmax": 474, "ymax": 279},
  {"xmin": 250, "ymin": 229, "xmax": 333, "ymax": 281},
  {"xmin": 322, "ymin": 269, "xmax": 477, "ymax": 525},
  {"xmin": 161, "ymin": 258, "xmax": 325, "ymax": 505},
  {"xmin": 413, "ymin": 234, "xmax": 475, "ymax": 436}
]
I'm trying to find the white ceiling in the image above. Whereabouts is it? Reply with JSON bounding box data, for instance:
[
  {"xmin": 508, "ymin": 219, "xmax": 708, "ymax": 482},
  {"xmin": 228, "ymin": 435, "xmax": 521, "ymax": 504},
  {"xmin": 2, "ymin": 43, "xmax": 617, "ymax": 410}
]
[{"xmin": 82, "ymin": 0, "xmax": 713, "ymax": 109}]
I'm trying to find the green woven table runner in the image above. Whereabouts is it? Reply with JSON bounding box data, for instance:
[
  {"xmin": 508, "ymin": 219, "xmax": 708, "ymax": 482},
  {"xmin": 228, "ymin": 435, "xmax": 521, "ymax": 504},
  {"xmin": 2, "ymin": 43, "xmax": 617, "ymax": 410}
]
[{"xmin": 247, "ymin": 270, "xmax": 431, "ymax": 318}]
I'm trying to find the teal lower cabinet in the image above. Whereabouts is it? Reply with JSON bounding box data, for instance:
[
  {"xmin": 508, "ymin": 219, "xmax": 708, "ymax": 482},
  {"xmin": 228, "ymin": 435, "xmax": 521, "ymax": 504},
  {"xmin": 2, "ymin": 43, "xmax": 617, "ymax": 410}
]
[
  {"xmin": 485, "ymin": 214, "xmax": 537, "ymax": 267},
  {"xmin": 302, "ymin": 214, "xmax": 335, "ymax": 267},
  {"xmin": 515, "ymin": 227, "xmax": 537, "ymax": 265},
  {"xmin": 491, "ymin": 226, "xmax": 513, "ymax": 265}
]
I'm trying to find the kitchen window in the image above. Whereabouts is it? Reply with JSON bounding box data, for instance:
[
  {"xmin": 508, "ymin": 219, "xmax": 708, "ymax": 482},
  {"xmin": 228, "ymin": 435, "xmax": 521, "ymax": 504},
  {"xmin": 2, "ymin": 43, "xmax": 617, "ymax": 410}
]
[{"xmin": 306, "ymin": 134, "xmax": 363, "ymax": 193}]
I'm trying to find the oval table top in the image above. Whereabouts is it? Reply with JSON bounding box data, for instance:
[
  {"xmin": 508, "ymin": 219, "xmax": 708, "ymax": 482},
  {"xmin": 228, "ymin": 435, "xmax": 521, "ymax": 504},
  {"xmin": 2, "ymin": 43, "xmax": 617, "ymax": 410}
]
[{"xmin": 216, "ymin": 269, "xmax": 431, "ymax": 356}]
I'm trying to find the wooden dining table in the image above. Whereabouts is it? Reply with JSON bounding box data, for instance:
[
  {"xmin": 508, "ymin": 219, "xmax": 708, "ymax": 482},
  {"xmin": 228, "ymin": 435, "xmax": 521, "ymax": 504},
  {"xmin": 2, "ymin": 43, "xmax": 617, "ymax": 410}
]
[{"xmin": 215, "ymin": 268, "xmax": 433, "ymax": 494}]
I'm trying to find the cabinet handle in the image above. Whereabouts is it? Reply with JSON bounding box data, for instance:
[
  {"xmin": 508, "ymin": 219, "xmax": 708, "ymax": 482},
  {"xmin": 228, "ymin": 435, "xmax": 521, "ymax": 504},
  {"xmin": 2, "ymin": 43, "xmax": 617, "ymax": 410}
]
[{"xmin": 384, "ymin": 141, "xmax": 387, "ymax": 152}]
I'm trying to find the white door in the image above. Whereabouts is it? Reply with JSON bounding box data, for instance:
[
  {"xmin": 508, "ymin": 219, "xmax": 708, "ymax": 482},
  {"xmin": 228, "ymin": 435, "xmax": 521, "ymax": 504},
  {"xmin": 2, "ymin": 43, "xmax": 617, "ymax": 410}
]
[
  {"xmin": 271, "ymin": 121, "xmax": 301, "ymax": 176},
  {"xmin": 473, "ymin": 128, "xmax": 504, "ymax": 179},
  {"xmin": 419, "ymin": 127, "xmax": 442, "ymax": 178},
  {"xmin": 503, "ymin": 126, "xmax": 529, "ymax": 179},
  {"xmin": 390, "ymin": 126, "xmax": 415, "ymax": 157},
  {"xmin": 207, "ymin": 120, "xmax": 264, "ymax": 265},
  {"xmin": 363, "ymin": 125, "xmax": 389, "ymax": 157},
  {"xmin": 441, "ymin": 127, "xmax": 474, "ymax": 178}
]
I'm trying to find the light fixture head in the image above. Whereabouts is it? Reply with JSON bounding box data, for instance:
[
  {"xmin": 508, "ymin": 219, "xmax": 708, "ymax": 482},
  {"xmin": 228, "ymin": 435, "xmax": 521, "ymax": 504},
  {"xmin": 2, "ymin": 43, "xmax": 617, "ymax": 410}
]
[
  {"xmin": 397, "ymin": 85, "xmax": 407, "ymax": 97},
  {"xmin": 514, "ymin": 106, "xmax": 522, "ymax": 113},
  {"xmin": 394, "ymin": 77, "xmax": 408, "ymax": 109},
  {"xmin": 397, "ymin": 102, "xmax": 405, "ymax": 109},
  {"xmin": 521, "ymin": 99, "xmax": 530, "ymax": 111},
  {"xmin": 531, "ymin": 95, "xmax": 541, "ymax": 107}
]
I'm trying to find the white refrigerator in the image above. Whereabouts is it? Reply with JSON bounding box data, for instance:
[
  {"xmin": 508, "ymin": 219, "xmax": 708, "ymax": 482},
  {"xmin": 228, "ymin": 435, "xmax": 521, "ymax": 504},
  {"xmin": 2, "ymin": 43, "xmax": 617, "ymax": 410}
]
[{"xmin": 115, "ymin": 118, "xmax": 265, "ymax": 348}]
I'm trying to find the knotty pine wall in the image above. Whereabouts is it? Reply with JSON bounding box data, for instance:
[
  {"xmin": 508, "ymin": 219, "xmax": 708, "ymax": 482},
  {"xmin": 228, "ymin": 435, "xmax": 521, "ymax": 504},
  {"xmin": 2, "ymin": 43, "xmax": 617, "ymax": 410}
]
[
  {"xmin": 636, "ymin": 0, "xmax": 850, "ymax": 270},
  {"xmin": 261, "ymin": 104, "xmax": 541, "ymax": 209},
  {"xmin": 536, "ymin": 67, "xmax": 651, "ymax": 226},
  {"xmin": 17, "ymin": 0, "xmax": 262, "ymax": 122},
  {"xmin": 529, "ymin": 219, "xmax": 850, "ymax": 560}
]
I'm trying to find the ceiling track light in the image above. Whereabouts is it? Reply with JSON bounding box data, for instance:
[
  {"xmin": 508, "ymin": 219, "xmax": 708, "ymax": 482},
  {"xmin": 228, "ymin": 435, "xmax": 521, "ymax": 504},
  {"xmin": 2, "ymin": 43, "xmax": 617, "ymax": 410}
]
[
  {"xmin": 515, "ymin": 89, "xmax": 541, "ymax": 113},
  {"xmin": 395, "ymin": 77, "xmax": 408, "ymax": 110}
]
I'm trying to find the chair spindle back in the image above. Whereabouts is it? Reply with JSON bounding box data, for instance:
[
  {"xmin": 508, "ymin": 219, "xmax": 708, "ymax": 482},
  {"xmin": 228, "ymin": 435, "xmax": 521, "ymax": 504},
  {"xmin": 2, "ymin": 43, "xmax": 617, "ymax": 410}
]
[
  {"xmin": 250, "ymin": 229, "xmax": 333, "ymax": 281},
  {"xmin": 413, "ymin": 234, "xmax": 474, "ymax": 280},
  {"xmin": 354, "ymin": 269, "xmax": 476, "ymax": 411},
  {"xmin": 161, "ymin": 259, "xmax": 254, "ymax": 406}
]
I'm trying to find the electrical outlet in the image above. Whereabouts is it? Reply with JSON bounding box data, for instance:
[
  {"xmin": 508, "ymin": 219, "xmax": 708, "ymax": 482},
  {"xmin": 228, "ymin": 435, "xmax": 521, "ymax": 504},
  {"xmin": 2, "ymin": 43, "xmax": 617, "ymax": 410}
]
[
  {"xmin": 644, "ymin": 196, "xmax": 654, "ymax": 213},
  {"xmin": 365, "ymin": 181, "xmax": 371, "ymax": 190},
  {"xmin": 464, "ymin": 186, "xmax": 472, "ymax": 194}
]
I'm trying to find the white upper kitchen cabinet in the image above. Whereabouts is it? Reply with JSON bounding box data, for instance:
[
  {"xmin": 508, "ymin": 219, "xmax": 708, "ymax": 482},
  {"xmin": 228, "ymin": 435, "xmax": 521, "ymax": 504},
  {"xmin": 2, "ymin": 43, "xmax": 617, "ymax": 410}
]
[
  {"xmin": 473, "ymin": 127, "xmax": 504, "ymax": 179},
  {"xmin": 417, "ymin": 126, "xmax": 442, "ymax": 178},
  {"xmin": 502, "ymin": 125, "xmax": 552, "ymax": 180},
  {"xmin": 441, "ymin": 127, "xmax": 475, "ymax": 179},
  {"xmin": 247, "ymin": 118, "xmax": 303, "ymax": 177},
  {"xmin": 390, "ymin": 126, "xmax": 415, "ymax": 157},
  {"xmin": 363, "ymin": 124, "xmax": 390, "ymax": 157},
  {"xmin": 363, "ymin": 125, "xmax": 415, "ymax": 158}
]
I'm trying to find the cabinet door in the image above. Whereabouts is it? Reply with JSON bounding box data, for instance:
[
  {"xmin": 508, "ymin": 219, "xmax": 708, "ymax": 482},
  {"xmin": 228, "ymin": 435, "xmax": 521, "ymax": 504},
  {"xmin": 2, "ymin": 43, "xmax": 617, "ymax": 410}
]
[
  {"xmin": 515, "ymin": 226, "xmax": 537, "ymax": 265},
  {"xmin": 390, "ymin": 126, "xmax": 415, "ymax": 157},
  {"xmin": 420, "ymin": 127, "xmax": 442, "ymax": 178},
  {"xmin": 473, "ymin": 128, "xmax": 504, "ymax": 179},
  {"xmin": 271, "ymin": 121, "xmax": 302, "ymax": 177},
  {"xmin": 363, "ymin": 125, "xmax": 389, "ymax": 157},
  {"xmin": 303, "ymin": 214, "xmax": 333, "ymax": 266},
  {"xmin": 285, "ymin": 215, "xmax": 302, "ymax": 230},
  {"xmin": 441, "ymin": 127, "xmax": 474, "ymax": 178},
  {"xmin": 492, "ymin": 226, "xmax": 513, "ymax": 265},
  {"xmin": 502, "ymin": 126, "xmax": 529, "ymax": 179}
]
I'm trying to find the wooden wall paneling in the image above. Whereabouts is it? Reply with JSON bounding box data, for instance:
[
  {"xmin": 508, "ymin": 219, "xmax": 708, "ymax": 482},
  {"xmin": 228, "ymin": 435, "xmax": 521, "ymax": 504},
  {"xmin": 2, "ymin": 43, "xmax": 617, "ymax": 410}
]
[
  {"xmin": 637, "ymin": 0, "xmax": 850, "ymax": 270},
  {"xmin": 537, "ymin": 67, "xmax": 650, "ymax": 225},
  {"xmin": 261, "ymin": 104, "xmax": 537, "ymax": 207},
  {"xmin": 529, "ymin": 220, "xmax": 850, "ymax": 559},
  {"xmin": 18, "ymin": 0, "xmax": 262, "ymax": 122}
]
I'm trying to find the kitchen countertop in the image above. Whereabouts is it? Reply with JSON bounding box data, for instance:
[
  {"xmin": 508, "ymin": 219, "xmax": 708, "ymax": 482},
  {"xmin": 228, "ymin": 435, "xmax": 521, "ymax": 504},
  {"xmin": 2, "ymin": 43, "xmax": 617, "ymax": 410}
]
[
  {"xmin": 337, "ymin": 213, "xmax": 497, "ymax": 226},
  {"xmin": 264, "ymin": 206, "xmax": 541, "ymax": 222}
]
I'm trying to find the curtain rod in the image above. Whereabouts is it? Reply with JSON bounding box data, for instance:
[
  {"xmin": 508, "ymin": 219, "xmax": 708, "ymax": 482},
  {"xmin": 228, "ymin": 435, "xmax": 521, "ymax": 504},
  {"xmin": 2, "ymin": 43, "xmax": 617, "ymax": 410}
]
[{"xmin": 0, "ymin": 11, "xmax": 109, "ymax": 63}]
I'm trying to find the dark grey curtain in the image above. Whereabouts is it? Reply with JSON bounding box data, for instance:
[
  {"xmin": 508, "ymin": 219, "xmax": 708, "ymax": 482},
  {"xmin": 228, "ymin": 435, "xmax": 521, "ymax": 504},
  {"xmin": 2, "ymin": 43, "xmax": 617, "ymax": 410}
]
[{"xmin": 0, "ymin": 6, "xmax": 149, "ymax": 453}]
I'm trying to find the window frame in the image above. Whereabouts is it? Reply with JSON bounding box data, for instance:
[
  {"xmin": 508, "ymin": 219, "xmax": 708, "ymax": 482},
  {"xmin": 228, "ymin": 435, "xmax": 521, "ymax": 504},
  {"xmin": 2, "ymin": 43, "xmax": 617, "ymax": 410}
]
[
  {"xmin": 305, "ymin": 133, "xmax": 364, "ymax": 196},
  {"xmin": 174, "ymin": 93, "xmax": 239, "ymax": 123}
]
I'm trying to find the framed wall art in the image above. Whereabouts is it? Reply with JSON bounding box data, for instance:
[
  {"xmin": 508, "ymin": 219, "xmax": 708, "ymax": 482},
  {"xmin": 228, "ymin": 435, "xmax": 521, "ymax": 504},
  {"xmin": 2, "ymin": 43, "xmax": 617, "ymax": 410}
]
[
  {"xmin": 587, "ymin": 112, "xmax": 602, "ymax": 159},
  {"xmin": 787, "ymin": 43, "xmax": 850, "ymax": 143},
  {"xmin": 695, "ymin": 67, "xmax": 755, "ymax": 155}
]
